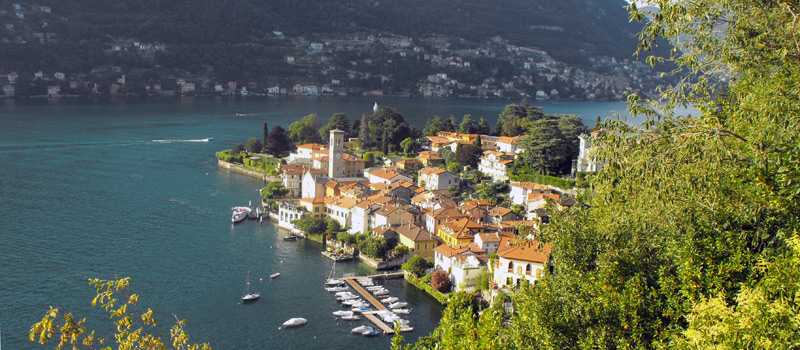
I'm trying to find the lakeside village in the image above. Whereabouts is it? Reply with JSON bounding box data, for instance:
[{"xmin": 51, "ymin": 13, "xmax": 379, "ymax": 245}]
[{"xmin": 217, "ymin": 102, "xmax": 602, "ymax": 309}]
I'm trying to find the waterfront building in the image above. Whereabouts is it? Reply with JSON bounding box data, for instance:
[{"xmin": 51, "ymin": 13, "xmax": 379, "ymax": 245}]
[
  {"xmin": 396, "ymin": 223, "xmax": 439, "ymax": 260},
  {"xmin": 509, "ymin": 182, "xmax": 559, "ymax": 207},
  {"xmin": 433, "ymin": 243, "xmax": 487, "ymax": 292}
]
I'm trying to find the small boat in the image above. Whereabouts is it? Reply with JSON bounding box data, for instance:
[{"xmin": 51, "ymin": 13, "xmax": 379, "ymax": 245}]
[
  {"xmin": 337, "ymin": 294, "xmax": 359, "ymax": 301},
  {"xmin": 362, "ymin": 329, "xmax": 381, "ymax": 337},
  {"xmin": 399, "ymin": 326, "xmax": 414, "ymax": 332},
  {"xmin": 342, "ymin": 299, "xmax": 364, "ymax": 306},
  {"xmin": 333, "ymin": 310, "xmax": 354, "ymax": 317},
  {"xmin": 341, "ymin": 315, "xmax": 360, "ymax": 321},
  {"xmin": 392, "ymin": 308, "xmax": 411, "ymax": 314},
  {"xmin": 282, "ymin": 318, "xmax": 307, "ymax": 328},
  {"xmin": 270, "ymin": 273, "xmax": 280, "ymax": 279},
  {"xmin": 350, "ymin": 301, "xmax": 370, "ymax": 308},
  {"xmin": 326, "ymin": 286, "xmax": 348, "ymax": 292},
  {"xmin": 372, "ymin": 289, "xmax": 389, "ymax": 296},
  {"xmin": 231, "ymin": 207, "xmax": 251, "ymax": 223},
  {"xmin": 242, "ymin": 271, "xmax": 260, "ymax": 302},
  {"xmin": 351, "ymin": 325, "xmax": 373, "ymax": 334},
  {"xmin": 282, "ymin": 235, "xmax": 298, "ymax": 241},
  {"xmin": 326, "ymin": 279, "xmax": 345, "ymax": 286},
  {"xmin": 351, "ymin": 306, "xmax": 372, "ymax": 313},
  {"xmin": 381, "ymin": 297, "xmax": 398, "ymax": 304},
  {"xmin": 388, "ymin": 302, "xmax": 407, "ymax": 309},
  {"xmin": 365, "ymin": 285, "xmax": 384, "ymax": 290}
]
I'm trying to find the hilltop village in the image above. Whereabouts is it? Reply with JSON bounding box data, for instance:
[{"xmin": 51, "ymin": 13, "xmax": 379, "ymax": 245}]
[{"xmin": 219, "ymin": 108, "xmax": 601, "ymax": 304}]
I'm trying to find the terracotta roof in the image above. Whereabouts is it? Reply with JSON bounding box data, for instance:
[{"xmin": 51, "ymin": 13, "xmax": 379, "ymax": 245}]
[
  {"xmin": 369, "ymin": 168, "xmax": 403, "ymax": 180},
  {"xmin": 476, "ymin": 231, "xmax": 503, "ymax": 243},
  {"xmin": 397, "ymin": 158, "xmax": 422, "ymax": 165},
  {"xmin": 497, "ymin": 136, "xmax": 523, "ymax": 145},
  {"xmin": 417, "ymin": 151, "xmax": 442, "ymax": 160},
  {"xmin": 370, "ymin": 182, "xmax": 389, "ymax": 191},
  {"xmin": 434, "ymin": 242, "xmax": 485, "ymax": 258},
  {"xmin": 299, "ymin": 197, "xmax": 334, "ymax": 204},
  {"xmin": 496, "ymin": 237, "xmax": 551, "ymax": 263},
  {"xmin": 396, "ymin": 224, "xmax": 436, "ymax": 242},
  {"xmin": 419, "ymin": 167, "xmax": 447, "ymax": 176},
  {"xmin": 329, "ymin": 197, "xmax": 359, "ymax": 210},
  {"xmin": 376, "ymin": 205, "xmax": 401, "ymax": 217},
  {"xmin": 427, "ymin": 207, "xmax": 467, "ymax": 220},
  {"xmin": 489, "ymin": 206, "xmax": 513, "ymax": 217},
  {"xmin": 310, "ymin": 168, "xmax": 328, "ymax": 174},
  {"xmin": 297, "ymin": 143, "xmax": 325, "ymax": 150},
  {"xmin": 461, "ymin": 200, "xmax": 490, "ymax": 208},
  {"xmin": 528, "ymin": 192, "xmax": 561, "ymax": 201},
  {"xmin": 427, "ymin": 136, "xmax": 451, "ymax": 144},
  {"xmin": 557, "ymin": 197, "xmax": 578, "ymax": 207}
]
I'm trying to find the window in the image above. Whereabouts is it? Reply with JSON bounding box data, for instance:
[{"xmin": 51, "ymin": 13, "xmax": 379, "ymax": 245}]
[
  {"xmin": 425, "ymin": 243, "xmax": 428, "ymax": 249},
  {"xmin": 314, "ymin": 207, "xmax": 319, "ymax": 212},
  {"xmin": 526, "ymin": 264, "xmax": 532, "ymax": 275},
  {"xmin": 416, "ymin": 244, "xmax": 420, "ymax": 249},
  {"xmin": 507, "ymin": 262, "xmax": 513, "ymax": 273}
]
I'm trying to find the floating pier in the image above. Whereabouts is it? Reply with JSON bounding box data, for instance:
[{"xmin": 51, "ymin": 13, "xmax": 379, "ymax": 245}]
[{"xmin": 328, "ymin": 274, "xmax": 406, "ymax": 334}]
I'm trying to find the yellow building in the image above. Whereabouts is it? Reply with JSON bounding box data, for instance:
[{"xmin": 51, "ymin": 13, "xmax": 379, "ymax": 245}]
[
  {"xmin": 437, "ymin": 218, "xmax": 486, "ymax": 247},
  {"xmin": 298, "ymin": 197, "xmax": 334, "ymax": 218},
  {"xmin": 396, "ymin": 224, "xmax": 439, "ymax": 261}
]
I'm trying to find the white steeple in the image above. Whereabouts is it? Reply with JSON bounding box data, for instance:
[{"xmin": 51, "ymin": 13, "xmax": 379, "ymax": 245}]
[{"xmin": 373, "ymin": 102, "xmax": 379, "ymax": 113}]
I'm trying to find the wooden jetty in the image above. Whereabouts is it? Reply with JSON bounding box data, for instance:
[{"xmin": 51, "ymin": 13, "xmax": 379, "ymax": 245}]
[{"xmin": 334, "ymin": 276, "xmax": 406, "ymax": 334}]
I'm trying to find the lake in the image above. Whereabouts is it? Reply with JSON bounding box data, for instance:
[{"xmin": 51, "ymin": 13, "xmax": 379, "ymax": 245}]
[{"xmin": 0, "ymin": 96, "xmax": 632, "ymax": 349}]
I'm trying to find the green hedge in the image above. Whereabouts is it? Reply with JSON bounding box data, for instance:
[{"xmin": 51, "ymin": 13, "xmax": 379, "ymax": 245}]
[
  {"xmin": 508, "ymin": 173, "xmax": 577, "ymax": 189},
  {"xmin": 405, "ymin": 273, "xmax": 448, "ymax": 305}
]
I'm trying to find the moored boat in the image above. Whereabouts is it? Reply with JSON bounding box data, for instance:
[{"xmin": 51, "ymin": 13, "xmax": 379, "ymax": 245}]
[
  {"xmin": 351, "ymin": 325, "xmax": 373, "ymax": 334},
  {"xmin": 381, "ymin": 297, "xmax": 398, "ymax": 304},
  {"xmin": 270, "ymin": 273, "xmax": 280, "ymax": 279},
  {"xmin": 362, "ymin": 329, "xmax": 381, "ymax": 337},
  {"xmin": 282, "ymin": 318, "xmax": 307, "ymax": 328},
  {"xmin": 333, "ymin": 310, "xmax": 354, "ymax": 317},
  {"xmin": 388, "ymin": 302, "xmax": 407, "ymax": 309},
  {"xmin": 241, "ymin": 271, "xmax": 260, "ymax": 302},
  {"xmin": 341, "ymin": 315, "xmax": 360, "ymax": 321}
]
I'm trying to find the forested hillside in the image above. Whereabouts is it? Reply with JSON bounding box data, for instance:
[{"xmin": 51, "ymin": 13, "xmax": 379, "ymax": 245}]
[{"xmin": 7, "ymin": 0, "xmax": 644, "ymax": 64}]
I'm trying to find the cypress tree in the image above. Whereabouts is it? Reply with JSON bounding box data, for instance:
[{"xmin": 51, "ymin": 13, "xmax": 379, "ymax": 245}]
[{"xmin": 262, "ymin": 121, "xmax": 269, "ymax": 152}]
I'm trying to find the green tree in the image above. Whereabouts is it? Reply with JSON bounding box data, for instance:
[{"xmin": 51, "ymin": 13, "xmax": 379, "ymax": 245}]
[
  {"xmin": 232, "ymin": 142, "xmax": 245, "ymax": 154},
  {"xmin": 30, "ymin": 278, "xmax": 211, "ymax": 350},
  {"xmin": 357, "ymin": 236, "xmax": 387, "ymax": 258},
  {"xmin": 455, "ymin": 143, "xmax": 483, "ymax": 169},
  {"xmin": 261, "ymin": 121, "xmax": 269, "ymax": 152},
  {"xmin": 288, "ymin": 113, "xmax": 322, "ymax": 144},
  {"xmin": 291, "ymin": 216, "xmax": 327, "ymax": 236},
  {"xmin": 446, "ymin": 160, "xmax": 462, "ymax": 174},
  {"xmin": 476, "ymin": 117, "xmax": 491, "ymax": 135},
  {"xmin": 402, "ymin": 255, "xmax": 431, "ymax": 276},
  {"xmin": 260, "ymin": 181, "xmax": 288, "ymax": 200},
  {"xmin": 423, "ymin": 115, "xmax": 447, "ymax": 136},
  {"xmin": 437, "ymin": 147, "xmax": 455, "ymax": 164},
  {"xmin": 400, "ymin": 137, "xmax": 419, "ymax": 156},
  {"xmin": 264, "ymin": 125, "xmax": 293, "ymax": 157},
  {"xmin": 458, "ymin": 114, "xmax": 477, "ymax": 134},
  {"xmin": 446, "ymin": 115, "xmax": 459, "ymax": 133},
  {"xmin": 319, "ymin": 112, "xmax": 350, "ymax": 140},
  {"xmin": 245, "ymin": 136, "xmax": 262, "ymax": 154},
  {"xmin": 518, "ymin": 119, "xmax": 569, "ymax": 174}
]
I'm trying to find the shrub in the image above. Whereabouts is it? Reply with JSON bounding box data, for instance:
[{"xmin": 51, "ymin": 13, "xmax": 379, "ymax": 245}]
[
  {"xmin": 402, "ymin": 255, "xmax": 430, "ymax": 276},
  {"xmin": 431, "ymin": 270, "xmax": 451, "ymax": 292}
]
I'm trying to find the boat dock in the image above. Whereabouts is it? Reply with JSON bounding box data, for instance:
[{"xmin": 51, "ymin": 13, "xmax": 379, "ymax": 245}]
[{"xmin": 330, "ymin": 275, "xmax": 407, "ymax": 334}]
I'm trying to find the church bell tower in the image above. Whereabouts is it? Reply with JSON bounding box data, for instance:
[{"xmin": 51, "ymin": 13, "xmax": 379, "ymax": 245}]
[{"xmin": 328, "ymin": 129, "xmax": 345, "ymax": 178}]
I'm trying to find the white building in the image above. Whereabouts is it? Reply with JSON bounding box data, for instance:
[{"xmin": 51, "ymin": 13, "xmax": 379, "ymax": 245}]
[
  {"xmin": 417, "ymin": 167, "xmax": 460, "ymax": 191},
  {"xmin": 433, "ymin": 243, "xmax": 487, "ymax": 292},
  {"xmin": 509, "ymin": 182, "xmax": 558, "ymax": 207},
  {"xmin": 496, "ymin": 136, "xmax": 523, "ymax": 154},
  {"xmin": 366, "ymin": 168, "xmax": 412, "ymax": 185},
  {"xmin": 477, "ymin": 151, "xmax": 515, "ymax": 182},
  {"xmin": 575, "ymin": 132, "xmax": 604, "ymax": 172},
  {"xmin": 493, "ymin": 237, "xmax": 551, "ymax": 289}
]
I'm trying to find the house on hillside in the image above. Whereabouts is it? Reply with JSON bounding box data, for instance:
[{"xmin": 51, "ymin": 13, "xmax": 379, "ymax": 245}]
[
  {"xmin": 493, "ymin": 237, "xmax": 551, "ymax": 289},
  {"xmin": 418, "ymin": 167, "xmax": 459, "ymax": 191}
]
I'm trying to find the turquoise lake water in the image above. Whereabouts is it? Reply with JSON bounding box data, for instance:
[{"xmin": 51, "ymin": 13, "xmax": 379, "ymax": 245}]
[{"xmin": 0, "ymin": 96, "xmax": 632, "ymax": 349}]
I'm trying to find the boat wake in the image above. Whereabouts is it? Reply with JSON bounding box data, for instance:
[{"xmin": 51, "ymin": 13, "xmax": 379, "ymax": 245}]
[{"xmin": 152, "ymin": 138, "xmax": 213, "ymax": 143}]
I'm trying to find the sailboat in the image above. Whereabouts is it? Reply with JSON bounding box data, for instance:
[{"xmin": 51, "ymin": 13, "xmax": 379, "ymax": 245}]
[{"xmin": 242, "ymin": 271, "xmax": 260, "ymax": 302}]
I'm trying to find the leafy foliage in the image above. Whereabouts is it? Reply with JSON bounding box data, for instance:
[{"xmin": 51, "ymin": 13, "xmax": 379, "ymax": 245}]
[
  {"xmin": 260, "ymin": 181, "xmax": 288, "ymax": 200},
  {"xmin": 264, "ymin": 125, "xmax": 294, "ymax": 157},
  {"xmin": 357, "ymin": 235, "xmax": 388, "ymax": 259},
  {"xmin": 288, "ymin": 114, "xmax": 322, "ymax": 145},
  {"xmin": 319, "ymin": 113, "xmax": 351, "ymax": 140},
  {"xmin": 245, "ymin": 137, "xmax": 262, "ymax": 154},
  {"xmin": 358, "ymin": 106, "xmax": 420, "ymax": 152},
  {"xmin": 454, "ymin": 144, "xmax": 483, "ymax": 169},
  {"xmin": 29, "ymin": 278, "xmax": 210, "ymax": 350},
  {"xmin": 431, "ymin": 270, "xmax": 451, "ymax": 292},
  {"xmin": 291, "ymin": 215, "xmax": 327, "ymax": 236},
  {"xmin": 402, "ymin": 255, "xmax": 431, "ymax": 276}
]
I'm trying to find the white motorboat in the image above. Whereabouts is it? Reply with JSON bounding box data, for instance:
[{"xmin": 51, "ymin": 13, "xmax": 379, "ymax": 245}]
[
  {"xmin": 399, "ymin": 326, "xmax": 414, "ymax": 332},
  {"xmin": 282, "ymin": 318, "xmax": 307, "ymax": 328},
  {"xmin": 388, "ymin": 302, "xmax": 407, "ymax": 309},
  {"xmin": 381, "ymin": 297, "xmax": 398, "ymax": 304},
  {"xmin": 351, "ymin": 325, "xmax": 374, "ymax": 334},
  {"xmin": 337, "ymin": 294, "xmax": 360, "ymax": 301},
  {"xmin": 392, "ymin": 308, "xmax": 411, "ymax": 314},
  {"xmin": 335, "ymin": 291, "xmax": 354, "ymax": 297},
  {"xmin": 241, "ymin": 271, "xmax": 260, "ymax": 302},
  {"xmin": 365, "ymin": 285, "xmax": 384, "ymax": 290},
  {"xmin": 270, "ymin": 273, "xmax": 280, "ymax": 279},
  {"xmin": 231, "ymin": 207, "xmax": 251, "ymax": 223},
  {"xmin": 350, "ymin": 301, "xmax": 370, "ymax": 308},
  {"xmin": 342, "ymin": 298, "xmax": 364, "ymax": 306},
  {"xmin": 341, "ymin": 315, "xmax": 360, "ymax": 321},
  {"xmin": 372, "ymin": 289, "xmax": 389, "ymax": 296},
  {"xmin": 326, "ymin": 286, "xmax": 348, "ymax": 292},
  {"xmin": 326, "ymin": 279, "xmax": 345, "ymax": 286},
  {"xmin": 333, "ymin": 310, "xmax": 354, "ymax": 317},
  {"xmin": 351, "ymin": 306, "xmax": 372, "ymax": 313}
]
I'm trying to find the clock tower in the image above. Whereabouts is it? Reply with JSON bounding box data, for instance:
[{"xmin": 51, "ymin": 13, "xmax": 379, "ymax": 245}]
[{"xmin": 328, "ymin": 129, "xmax": 345, "ymax": 178}]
